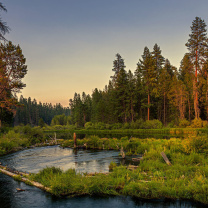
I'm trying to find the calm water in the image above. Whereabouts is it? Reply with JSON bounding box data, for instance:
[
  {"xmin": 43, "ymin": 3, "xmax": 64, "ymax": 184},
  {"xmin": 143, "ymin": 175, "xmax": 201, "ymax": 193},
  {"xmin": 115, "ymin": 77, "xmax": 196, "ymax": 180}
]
[{"xmin": 0, "ymin": 146, "xmax": 206, "ymax": 208}]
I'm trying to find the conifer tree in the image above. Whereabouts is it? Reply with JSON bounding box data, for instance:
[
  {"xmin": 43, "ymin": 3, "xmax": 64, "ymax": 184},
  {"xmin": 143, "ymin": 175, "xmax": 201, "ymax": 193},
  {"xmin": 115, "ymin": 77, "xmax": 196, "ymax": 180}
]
[
  {"xmin": 137, "ymin": 47, "xmax": 157, "ymax": 120},
  {"xmin": 111, "ymin": 53, "xmax": 126, "ymax": 86},
  {"xmin": 179, "ymin": 54, "xmax": 195, "ymax": 121},
  {"xmin": 158, "ymin": 63, "xmax": 171, "ymax": 125},
  {"xmin": 185, "ymin": 17, "xmax": 208, "ymax": 119},
  {"xmin": 126, "ymin": 70, "xmax": 136, "ymax": 122}
]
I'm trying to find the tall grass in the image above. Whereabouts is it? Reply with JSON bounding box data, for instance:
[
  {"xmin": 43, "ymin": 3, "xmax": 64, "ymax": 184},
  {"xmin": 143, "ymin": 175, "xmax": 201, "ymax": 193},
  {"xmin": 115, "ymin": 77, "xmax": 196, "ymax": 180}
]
[
  {"xmin": 31, "ymin": 135, "xmax": 208, "ymax": 205},
  {"xmin": 0, "ymin": 125, "xmax": 46, "ymax": 155}
]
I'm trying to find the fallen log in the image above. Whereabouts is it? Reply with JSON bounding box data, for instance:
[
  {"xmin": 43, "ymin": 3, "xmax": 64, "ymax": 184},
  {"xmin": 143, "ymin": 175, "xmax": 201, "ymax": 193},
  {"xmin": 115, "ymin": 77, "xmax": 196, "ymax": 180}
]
[
  {"xmin": 161, "ymin": 151, "xmax": 171, "ymax": 166},
  {"xmin": 0, "ymin": 166, "xmax": 51, "ymax": 192}
]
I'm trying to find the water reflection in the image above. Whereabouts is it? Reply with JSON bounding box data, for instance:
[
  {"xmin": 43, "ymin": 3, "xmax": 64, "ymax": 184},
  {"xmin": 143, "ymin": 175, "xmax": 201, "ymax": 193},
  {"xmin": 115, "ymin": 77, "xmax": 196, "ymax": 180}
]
[
  {"xmin": 0, "ymin": 146, "xmax": 207, "ymax": 208},
  {"xmin": 0, "ymin": 146, "xmax": 121, "ymax": 173}
]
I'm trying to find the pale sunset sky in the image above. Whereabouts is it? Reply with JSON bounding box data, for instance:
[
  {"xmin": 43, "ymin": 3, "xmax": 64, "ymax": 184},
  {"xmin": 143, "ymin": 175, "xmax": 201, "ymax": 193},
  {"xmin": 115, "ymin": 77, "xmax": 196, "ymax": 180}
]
[{"xmin": 1, "ymin": 0, "xmax": 208, "ymax": 107}]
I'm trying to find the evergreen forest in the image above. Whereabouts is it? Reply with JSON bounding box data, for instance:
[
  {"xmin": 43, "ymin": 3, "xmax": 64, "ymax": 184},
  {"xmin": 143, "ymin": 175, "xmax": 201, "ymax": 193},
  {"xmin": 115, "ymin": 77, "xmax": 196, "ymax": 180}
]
[{"xmin": 69, "ymin": 17, "xmax": 208, "ymax": 128}]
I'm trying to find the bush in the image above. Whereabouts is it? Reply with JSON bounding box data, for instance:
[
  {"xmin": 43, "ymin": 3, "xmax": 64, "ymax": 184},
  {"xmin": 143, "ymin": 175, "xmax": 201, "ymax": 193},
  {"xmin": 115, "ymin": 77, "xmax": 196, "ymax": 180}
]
[
  {"xmin": 178, "ymin": 119, "xmax": 190, "ymax": 128},
  {"xmin": 191, "ymin": 118, "xmax": 205, "ymax": 128},
  {"xmin": 182, "ymin": 135, "xmax": 208, "ymax": 154},
  {"xmin": 123, "ymin": 123, "xmax": 130, "ymax": 129},
  {"xmin": 94, "ymin": 122, "xmax": 106, "ymax": 130},
  {"xmin": 130, "ymin": 119, "xmax": 144, "ymax": 129},
  {"xmin": 112, "ymin": 123, "xmax": 123, "ymax": 129},
  {"xmin": 84, "ymin": 122, "xmax": 94, "ymax": 129},
  {"xmin": 141, "ymin": 119, "xmax": 163, "ymax": 129}
]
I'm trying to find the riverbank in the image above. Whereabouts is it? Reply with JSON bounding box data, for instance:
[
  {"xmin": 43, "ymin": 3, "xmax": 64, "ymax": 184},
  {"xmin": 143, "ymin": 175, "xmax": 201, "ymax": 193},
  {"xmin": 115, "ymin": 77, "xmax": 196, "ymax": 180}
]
[
  {"xmin": 1, "ymin": 136, "xmax": 208, "ymax": 205},
  {"xmin": 0, "ymin": 125, "xmax": 60, "ymax": 156},
  {"xmin": 30, "ymin": 136, "xmax": 208, "ymax": 205}
]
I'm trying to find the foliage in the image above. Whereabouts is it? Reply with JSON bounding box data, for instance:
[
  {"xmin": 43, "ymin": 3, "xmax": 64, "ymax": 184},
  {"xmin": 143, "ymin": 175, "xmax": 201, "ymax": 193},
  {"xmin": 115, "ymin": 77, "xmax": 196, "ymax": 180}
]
[
  {"xmin": 0, "ymin": 125, "xmax": 47, "ymax": 155},
  {"xmin": 14, "ymin": 96, "xmax": 70, "ymax": 126},
  {"xmin": 190, "ymin": 118, "xmax": 205, "ymax": 128},
  {"xmin": 178, "ymin": 119, "xmax": 190, "ymax": 128},
  {"xmin": 141, "ymin": 119, "xmax": 163, "ymax": 129},
  {"xmin": 29, "ymin": 135, "xmax": 208, "ymax": 205}
]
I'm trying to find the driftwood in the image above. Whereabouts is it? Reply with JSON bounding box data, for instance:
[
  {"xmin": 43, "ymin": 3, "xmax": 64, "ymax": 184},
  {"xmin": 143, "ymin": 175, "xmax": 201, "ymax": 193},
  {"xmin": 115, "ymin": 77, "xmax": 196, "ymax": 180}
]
[
  {"xmin": 0, "ymin": 165, "xmax": 51, "ymax": 192},
  {"xmin": 161, "ymin": 151, "xmax": 171, "ymax": 166}
]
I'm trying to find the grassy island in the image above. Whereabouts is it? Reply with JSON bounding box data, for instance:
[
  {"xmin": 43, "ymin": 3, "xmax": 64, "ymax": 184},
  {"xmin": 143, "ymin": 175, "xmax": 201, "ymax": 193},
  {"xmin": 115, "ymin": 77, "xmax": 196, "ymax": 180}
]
[{"xmin": 26, "ymin": 135, "xmax": 208, "ymax": 205}]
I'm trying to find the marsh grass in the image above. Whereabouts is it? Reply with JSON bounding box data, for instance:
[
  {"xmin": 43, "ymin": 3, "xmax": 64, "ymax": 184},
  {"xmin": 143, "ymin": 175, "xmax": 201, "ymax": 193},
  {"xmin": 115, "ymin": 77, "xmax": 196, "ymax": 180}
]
[
  {"xmin": 38, "ymin": 135, "xmax": 208, "ymax": 204},
  {"xmin": 0, "ymin": 125, "xmax": 48, "ymax": 155}
]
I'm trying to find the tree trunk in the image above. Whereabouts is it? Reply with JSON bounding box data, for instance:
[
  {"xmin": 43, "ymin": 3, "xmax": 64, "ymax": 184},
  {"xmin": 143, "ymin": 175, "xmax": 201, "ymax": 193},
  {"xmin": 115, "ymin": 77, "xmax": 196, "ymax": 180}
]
[
  {"xmin": 194, "ymin": 50, "xmax": 200, "ymax": 119},
  {"xmin": 193, "ymin": 80, "xmax": 200, "ymax": 119},
  {"xmin": 147, "ymin": 93, "xmax": 150, "ymax": 121},
  {"xmin": 131, "ymin": 99, "xmax": 134, "ymax": 122},
  {"xmin": 188, "ymin": 97, "xmax": 191, "ymax": 122},
  {"xmin": 164, "ymin": 92, "xmax": 166, "ymax": 125}
]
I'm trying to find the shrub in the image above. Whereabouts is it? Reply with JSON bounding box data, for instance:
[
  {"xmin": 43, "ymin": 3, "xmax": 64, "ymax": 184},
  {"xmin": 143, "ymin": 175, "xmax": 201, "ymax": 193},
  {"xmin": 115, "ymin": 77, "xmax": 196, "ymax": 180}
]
[
  {"xmin": 178, "ymin": 119, "xmax": 190, "ymax": 128},
  {"xmin": 123, "ymin": 123, "xmax": 130, "ymax": 129},
  {"xmin": 84, "ymin": 122, "xmax": 94, "ymax": 129},
  {"xmin": 191, "ymin": 118, "xmax": 205, "ymax": 128},
  {"xmin": 182, "ymin": 135, "xmax": 208, "ymax": 154},
  {"xmin": 130, "ymin": 119, "xmax": 144, "ymax": 129},
  {"xmin": 112, "ymin": 123, "xmax": 123, "ymax": 129},
  {"xmin": 94, "ymin": 122, "xmax": 106, "ymax": 130},
  {"xmin": 141, "ymin": 119, "xmax": 163, "ymax": 129}
]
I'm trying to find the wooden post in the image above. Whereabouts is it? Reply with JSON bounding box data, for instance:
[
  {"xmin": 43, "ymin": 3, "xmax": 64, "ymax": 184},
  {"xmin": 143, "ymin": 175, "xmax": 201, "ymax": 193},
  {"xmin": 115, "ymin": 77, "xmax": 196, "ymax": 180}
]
[
  {"xmin": 120, "ymin": 147, "xmax": 125, "ymax": 159},
  {"xmin": 54, "ymin": 133, "xmax": 57, "ymax": 144},
  {"xmin": 73, "ymin": 133, "xmax": 77, "ymax": 148},
  {"xmin": 161, "ymin": 152, "xmax": 171, "ymax": 166}
]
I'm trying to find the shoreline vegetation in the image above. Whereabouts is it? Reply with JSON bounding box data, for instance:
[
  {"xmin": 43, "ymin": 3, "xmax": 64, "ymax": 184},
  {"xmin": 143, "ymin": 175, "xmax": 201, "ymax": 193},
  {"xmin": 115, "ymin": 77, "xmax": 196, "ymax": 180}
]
[{"xmin": 1, "ymin": 126, "xmax": 208, "ymax": 204}]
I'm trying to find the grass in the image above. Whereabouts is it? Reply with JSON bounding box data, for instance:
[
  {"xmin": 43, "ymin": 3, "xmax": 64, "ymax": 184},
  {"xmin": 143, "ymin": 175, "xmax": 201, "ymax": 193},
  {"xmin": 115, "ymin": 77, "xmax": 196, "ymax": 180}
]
[
  {"xmin": 0, "ymin": 125, "xmax": 51, "ymax": 155},
  {"xmin": 28, "ymin": 135, "xmax": 208, "ymax": 205}
]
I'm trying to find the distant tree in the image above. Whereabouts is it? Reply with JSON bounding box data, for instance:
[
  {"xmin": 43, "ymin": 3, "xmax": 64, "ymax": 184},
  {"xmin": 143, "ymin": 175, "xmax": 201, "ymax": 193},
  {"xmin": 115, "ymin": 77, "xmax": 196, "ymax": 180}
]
[
  {"xmin": 126, "ymin": 70, "xmax": 136, "ymax": 122},
  {"xmin": 152, "ymin": 43, "xmax": 165, "ymax": 79},
  {"xmin": 158, "ymin": 63, "xmax": 172, "ymax": 125},
  {"xmin": 185, "ymin": 17, "xmax": 208, "ymax": 119},
  {"xmin": 38, "ymin": 118, "xmax": 45, "ymax": 128},
  {"xmin": 111, "ymin": 53, "xmax": 126, "ymax": 86},
  {"xmin": 137, "ymin": 47, "xmax": 157, "ymax": 120},
  {"xmin": 115, "ymin": 66, "xmax": 128, "ymax": 122},
  {"xmin": 179, "ymin": 54, "xmax": 195, "ymax": 121}
]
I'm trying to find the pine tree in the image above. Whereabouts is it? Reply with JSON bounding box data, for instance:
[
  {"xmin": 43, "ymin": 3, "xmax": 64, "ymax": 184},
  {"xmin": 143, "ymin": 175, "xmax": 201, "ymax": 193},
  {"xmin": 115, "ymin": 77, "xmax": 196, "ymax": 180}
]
[
  {"xmin": 158, "ymin": 63, "xmax": 171, "ymax": 125},
  {"xmin": 185, "ymin": 17, "xmax": 208, "ymax": 119},
  {"xmin": 137, "ymin": 47, "xmax": 157, "ymax": 120},
  {"xmin": 111, "ymin": 53, "xmax": 126, "ymax": 86},
  {"xmin": 126, "ymin": 70, "xmax": 136, "ymax": 122},
  {"xmin": 179, "ymin": 54, "xmax": 195, "ymax": 121}
]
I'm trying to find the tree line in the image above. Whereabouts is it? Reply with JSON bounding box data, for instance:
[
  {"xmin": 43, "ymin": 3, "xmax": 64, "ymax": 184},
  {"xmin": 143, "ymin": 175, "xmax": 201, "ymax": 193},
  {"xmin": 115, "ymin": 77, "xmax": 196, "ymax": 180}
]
[
  {"xmin": 69, "ymin": 17, "xmax": 208, "ymax": 127},
  {"xmin": 14, "ymin": 96, "xmax": 70, "ymax": 126}
]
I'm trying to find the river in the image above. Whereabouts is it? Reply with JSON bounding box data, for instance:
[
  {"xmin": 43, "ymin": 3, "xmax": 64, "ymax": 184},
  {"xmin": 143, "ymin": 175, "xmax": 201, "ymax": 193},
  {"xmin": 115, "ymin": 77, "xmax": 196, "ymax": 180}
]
[{"xmin": 0, "ymin": 146, "xmax": 205, "ymax": 208}]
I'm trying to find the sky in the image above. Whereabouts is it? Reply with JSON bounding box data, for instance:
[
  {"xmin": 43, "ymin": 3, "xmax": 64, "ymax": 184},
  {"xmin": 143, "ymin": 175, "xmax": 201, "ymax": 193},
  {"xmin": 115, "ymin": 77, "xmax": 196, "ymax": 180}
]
[{"xmin": 1, "ymin": 0, "xmax": 208, "ymax": 107}]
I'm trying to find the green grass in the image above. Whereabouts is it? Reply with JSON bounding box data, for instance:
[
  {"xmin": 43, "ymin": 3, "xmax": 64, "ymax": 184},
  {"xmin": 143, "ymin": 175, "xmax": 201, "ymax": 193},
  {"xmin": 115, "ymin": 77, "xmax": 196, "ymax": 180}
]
[{"xmin": 29, "ymin": 136, "xmax": 208, "ymax": 205}]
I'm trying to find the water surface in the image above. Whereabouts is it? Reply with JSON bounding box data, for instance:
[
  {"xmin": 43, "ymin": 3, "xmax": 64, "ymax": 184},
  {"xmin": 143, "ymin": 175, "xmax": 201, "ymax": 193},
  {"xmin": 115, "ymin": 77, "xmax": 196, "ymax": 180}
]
[{"xmin": 0, "ymin": 146, "xmax": 206, "ymax": 208}]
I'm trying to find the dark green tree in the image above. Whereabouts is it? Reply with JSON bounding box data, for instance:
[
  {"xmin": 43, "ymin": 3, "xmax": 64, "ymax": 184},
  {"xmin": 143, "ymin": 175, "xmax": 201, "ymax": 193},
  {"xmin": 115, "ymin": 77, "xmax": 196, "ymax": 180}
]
[
  {"xmin": 185, "ymin": 17, "xmax": 208, "ymax": 119},
  {"xmin": 137, "ymin": 47, "xmax": 157, "ymax": 120},
  {"xmin": 179, "ymin": 54, "xmax": 195, "ymax": 121}
]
